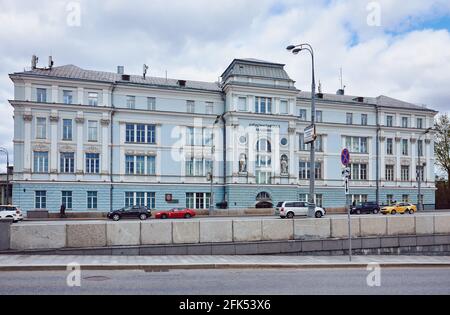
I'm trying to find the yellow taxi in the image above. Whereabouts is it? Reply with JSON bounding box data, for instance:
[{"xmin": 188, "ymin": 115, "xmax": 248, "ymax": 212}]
[{"xmin": 381, "ymin": 202, "xmax": 417, "ymax": 215}]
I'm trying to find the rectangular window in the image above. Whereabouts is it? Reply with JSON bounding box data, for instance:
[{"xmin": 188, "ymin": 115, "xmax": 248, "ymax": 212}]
[
  {"xmin": 299, "ymin": 194, "xmax": 307, "ymax": 202},
  {"xmin": 315, "ymin": 194, "xmax": 323, "ymax": 207},
  {"xmin": 136, "ymin": 156, "xmax": 145, "ymax": 175},
  {"xmin": 88, "ymin": 120, "xmax": 98, "ymax": 142},
  {"xmin": 345, "ymin": 136, "xmax": 368, "ymax": 153},
  {"xmin": 352, "ymin": 195, "xmax": 368, "ymax": 203},
  {"xmin": 87, "ymin": 191, "xmax": 98, "ymax": 210},
  {"xmin": 147, "ymin": 192, "xmax": 156, "ymax": 209},
  {"xmin": 299, "ymin": 134, "xmax": 323, "ymax": 152},
  {"xmin": 147, "ymin": 97, "xmax": 156, "ymax": 111},
  {"xmin": 62, "ymin": 119, "xmax": 73, "ymax": 141},
  {"xmin": 135, "ymin": 192, "xmax": 145, "ymax": 206},
  {"xmin": 402, "ymin": 139, "xmax": 409, "ymax": 156},
  {"xmin": 136, "ymin": 124, "xmax": 146, "ymax": 143},
  {"xmin": 255, "ymin": 97, "xmax": 272, "ymax": 114},
  {"xmin": 126, "ymin": 124, "xmax": 135, "ymax": 142},
  {"xmin": 37, "ymin": 88, "xmax": 47, "ymax": 103},
  {"xmin": 63, "ymin": 90, "xmax": 73, "ymax": 104},
  {"xmin": 416, "ymin": 118, "xmax": 423, "ymax": 129},
  {"xmin": 125, "ymin": 155, "xmax": 155, "ymax": 175},
  {"xmin": 316, "ymin": 110, "xmax": 323, "ymax": 123},
  {"xmin": 60, "ymin": 152, "xmax": 75, "ymax": 173},
  {"xmin": 62, "ymin": 191, "xmax": 72, "ymax": 209},
  {"xmin": 299, "ymin": 162, "xmax": 322, "ymax": 179},
  {"xmin": 187, "ymin": 100, "xmax": 195, "ymax": 113},
  {"xmin": 35, "ymin": 191, "xmax": 47, "ymax": 209},
  {"xmin": 147, "ymin": 125, "xmax": 156, "ymax": 144},
  {"xmin": 85, "ymin": 153, "xmax": 100, "ymax": 174},
  {"xmin": 203, "ymin": 128, "xmax": 213, "ymax": 146},
  {"xmin": 238, "ymin": 97, "xmax": 247, "ymax": 111},
  {"xmin": 280, "ymin": 100, "xmax": 288, "ymax": 114},
  {"xmin": 386, "ymin": 115, "xmax": 393, "ymax": 127},
  {"xmin": 402, "ymin": 117, "xmax": 409, "ymax": 128},
  {"xmin": 346, "ymin": 113, "xmax": 353, "ymax": 125},
  {"xmin": 361, "ymin": 114, "xmax": 368, "ymax": 126},
  {"xmin": 402, "ymin": 194, "xmax": 409, "ymax": 203},
  {"xmin": 36, "ymin": 117, "xmax": 47, "ymax": 139},
  {"xmin": 88, "ymin": 92, "xmax": 98, "ymax": 106},
  {"xmin": 126, "ymin": 95, "xmax": 135, "ymax": 109},
  {"xmin": 299, "ymin": 109, "xmax": 307, "ymax": 121},
  {"xmin": 125, "ymin": 192, "xmax": 134, "ymax": 207},
  {"xmin": 386, "ymin": 138, "xmax": 393, "ymax": 155},
  {"xmin": 401, "ymin": 165, "xmax": 410, "ymax": 181},
  {"xmin": 386, "ymin": 194, "xmax": 394, "ymax": 205},
  {"xmin": 186, "ymin": 192, "xmax": 210, "ymax": 210},
  {"xmin": 385, "ymin": 165, "xmax": 394, "ymax": 181},
  {"xmin": 206, "ymin": 102, "xmax": 214, "ymax": 115},
  {"xmin": 416, "ymin": 165, "xmax": 425, "ymax": 181},
  {"xmin": 124, "ymin": 192, "xmax": 155, "ymax": 208},
  {"xmin": 350, "ymin": 163, "xmax": 367, "ymax": 180},
  {"xmin": 125, "ymin": 124, "xmax": 156, "ymax": 144},
  {"xmin": 185, "ymin": 158, "xmax": 210, "ymax": 177},
  {"xmin": 125, "ymin": 155, "xmax": 135, "ymax": 174},
  {"xmin": 34, "ymin": 151, "xmax": 49, "ymax": 173},
  {"xmin": 147, "ymin": 156, "xmax": 156, "ymax": 175},
  {"xmin": 417, "ymin": 140, "xmax": 424, "ymax": 157}
]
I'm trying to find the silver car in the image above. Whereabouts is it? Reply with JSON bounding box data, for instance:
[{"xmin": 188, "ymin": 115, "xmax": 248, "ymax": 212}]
[{"xmin": 276, "ymin": 201, "xmax": 326, "ymax": 219}]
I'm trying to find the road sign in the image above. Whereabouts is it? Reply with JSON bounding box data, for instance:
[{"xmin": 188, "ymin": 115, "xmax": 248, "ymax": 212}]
[
  {"xmin": 342, "ymin": 167, "xmax": 351, "ymax": 179},
  {"xmin": 341, "ymin": 148, "xmax": 350, "ymax": 166},
  {"xmin": 345, "ymin": 178, "xmax": 350, "ymax": 195},
  {"xmin": 304, "ymin": 125, "xmax": 316, "ymax": 144}
]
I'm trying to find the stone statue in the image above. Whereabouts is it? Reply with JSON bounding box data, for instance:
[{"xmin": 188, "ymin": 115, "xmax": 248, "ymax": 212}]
[
  {"xmin": 281, "ymin": 155, "xmax": 288, "ymax": 174},
  {"xmin": 239, "ymin": 154, "xmax": 247, "ymax": 173}
]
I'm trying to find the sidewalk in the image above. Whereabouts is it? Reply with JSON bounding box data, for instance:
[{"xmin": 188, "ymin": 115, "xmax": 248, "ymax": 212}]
[{"xmin": 0, "ymin": 255, "xmax": 449, "ymax": 271}]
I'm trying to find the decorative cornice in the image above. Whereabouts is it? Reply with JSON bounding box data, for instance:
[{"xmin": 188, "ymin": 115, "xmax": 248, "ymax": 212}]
[
  {"xmin": 100, "ymin": 119, "xmax": 110, "ymax": 126},
  {"xmin": 425, "ymin": 139, "xmax": 431, "ymax": 144},
  {"xmin": 75, "ymin": 117, "xmax": 85, "ymax": 124},
  {"xmin": 410, "ymin": 138, "xmax": 417, "ymax": 144},
  {"xmin": 288, "ymin": 127, "xmax": 296, "ymax": 134},
  {"xmin": 395, "ymin": 137, "xmax": 402, "ymax": 142},
  {"xmin": 49, "ymin": 115, "xmax": 59, "ymax": 122},
  {"xmin": 23, "ymin": 114, "xmax": 33, "ymax": 122}
]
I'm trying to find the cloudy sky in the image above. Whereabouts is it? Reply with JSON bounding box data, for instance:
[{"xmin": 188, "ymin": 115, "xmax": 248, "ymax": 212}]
[{"xmin": 1, "ymin": 0, "xmax": 450, "ymax": 170}]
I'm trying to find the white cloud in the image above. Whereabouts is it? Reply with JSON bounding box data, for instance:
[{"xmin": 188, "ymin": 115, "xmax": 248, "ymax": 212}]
[{"xmin": 0, "ymin": 0, "xmax": 450, "ymax": 168}]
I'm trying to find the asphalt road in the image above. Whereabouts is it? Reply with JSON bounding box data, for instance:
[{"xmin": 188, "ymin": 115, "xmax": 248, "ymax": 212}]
[
  {"xmin": 17, "ymin": 210, "xmax": 450, "ymax": 225},
  {"xmin": 1, "ymin": 267, "xmax": 449, "ymax": 295}
]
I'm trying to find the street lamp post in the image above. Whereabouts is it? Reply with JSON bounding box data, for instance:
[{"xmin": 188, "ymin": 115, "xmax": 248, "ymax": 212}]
[
  {"xmin": 417, "ymin": 127, "xmax": 432, "ymax": 211},
  {"xmin": 287, "ymin": 43, "xmax": 316, "ymax": 218},
  {"xmin": 209, "ymin": 115, "xmax": 222, "ymax": 213},
  {"xmin": 0, "ymin": 147, "xmax": 10, "ymax": 205}
]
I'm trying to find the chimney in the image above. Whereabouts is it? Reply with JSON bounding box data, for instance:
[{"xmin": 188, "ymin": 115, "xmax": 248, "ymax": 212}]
[
  {"xmin": 117, "ymin": 66, "xmax": 124, "ymax": 75},
  {"xmin": 178, "ymin": 80, "xmax": 187, "ymax": 87},
  {"xmin": 48, "ymin": 56, "xmax": 54, "ymax": 69},
  {"xmin": 336, "ymin": 89, "xmax": 345, "ymax": 95},
  {"xmin": 31, "ymin": 55, "xmax": 38, "ymax": 70}
]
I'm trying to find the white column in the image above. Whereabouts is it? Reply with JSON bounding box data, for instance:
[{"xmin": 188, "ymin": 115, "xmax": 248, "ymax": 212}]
[
  {"xmin": 248, "ymin": 95, "xmax": 255, "ymax": 113},
  {"xmin": 49, "ymin": 112, "xmax": 59, "ymax": 178},
  {"xmin": 77, "ymin": 87, "xmax": 84, "ymax": 105},
  {"xmin": 274, "ymin": 98, "xmax": 280, "ymax": 115},
  {"xmin": 25, "ymin": 83, "xmax": 32, "ymax": 101},
  {"xmin": 23, "ymin": 113, "xmax": 33, "ymax": 176},
  {"xmin": 248, "ymin": 127, "xmax": 256, "ymax": 182},
  {"xmin": 288, "ymin": 128, "xmax": 296, "ymax": 182},
  {"xmin": 101, "ymin": 118, "xmax": 110, "ymax": 176},
  {"xmin": 380, "ymin": 138, "xmax": 385, "ymax": 180},
  {"xmin": 75, "ymin": 114, "xmax": 84, "ymax": 178},
  {"xmin": 396, "ymin": 138, "xmax": 401, "ymax": 180},
  {"xmin": 426, "ymin": 139, "xmax": 432, "ymax": 182},
  {"xmin": 368, "ymin": 138, "xmax": 374, "ymax": 181},
  {"xmin": 411, "ymin": 138, "xmax": 417, "ymax": 184},
  {"xmin": 51, "ymin": 85, "xmax": 58, "ymax": 103},
  {"xmin": 102, "ymin": 89, "xmax": 109, "ymax": 107}
]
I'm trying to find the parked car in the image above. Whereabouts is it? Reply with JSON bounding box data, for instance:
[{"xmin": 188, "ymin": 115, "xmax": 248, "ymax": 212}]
[
  {"xmin": 154, "ymin": 208, "xmax": 196, "ymax": 219},
  {"xmin": 275, "ymin": 201, "xmax": 326, "ymax": 219},
  {"xmin": 350, "ymin": 201, "xmax": 380, "ymax": 215},
  {"xmin": 381, "ymin": 202, "xmax": 417, "ymax": 215},
  {"xmin": 0, "ymin": 205, "xmax": 24, "ymax": 223},
  {"xmin": 107, "ymin": 206, "xmax": 151, "ymax": 221}
]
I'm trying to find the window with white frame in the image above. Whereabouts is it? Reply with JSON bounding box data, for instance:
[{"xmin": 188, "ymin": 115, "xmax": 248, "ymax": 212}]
[
  {"xmin": 385, "ymin": 165, "xmax": 394, "ymax": 181},
  {"xmin": 36, "ymin": 88, "xmax": 47, "ymax": 102},
  {"xmin": 255, "ymin": 171, "xmax": 271, "ymax": 184},
  {"xmin": 186, "ymin": 127, "xmax": 212, "ymax": 146},
  {"xmin": 36, "ymin": 117, "xmax": 47, "ymax": 139},
  {"xmin": 298, "ymin": 194, "xmax": 323, "ymax": 207},
  {"xmin": 125, "ymin": 124, "xmax": 156, "ymax": 144},
  {"xmin": 87, "ymin": 191, "xmax": 97, "ymax": 209},
  {"xmin": 386, "ymin": 194, "xmax": 394, "ymax": 205},
  {"xmin": 63, "ymin": 90, "xmax": 73, "ymax": 104},
  {"xmin": 361, "ymin": 114, "xmax": 368, "ymax": 126},
  {"xmin": 401, "ymin": 117, "xmax": 409, "ymax": 128},
  {"xmin": 401, "ymin": 165, "xmax": 410, "ymax": 181},
  {"xmin": 416, "ymin": 118, "xmax": 423, "ymax": 129},
  {"xmin": 35, "ymin": 191, "xmax": 47, "ymax": 209},
  {"xmin": 126, "ymin": 95, "xmax": 135, "ymax": 109},
  {"xmin": 402, "ymin": 194, "xmax": 409, "ymax": 202},
  {"xmin": 185, "ymin": 158, "xmax": 211, "ymax": 177},
  {"xmin": 206, "ymin": 102, "xmax": 214, "ymax": 115},
  {"xmin": 62, "ymin": 191, "xmax": 72, "ymax": 209},
  {"xmin": 60, "ymin": 152, "xmax": 75, "ymax": 173},
  {"xmin": 187, "ymin": 100, "xmax": 195, "ymax": 113},
  {"xmin": 254, "ymin": 97, "xmax": 272, "ymax": 114},
  {"xmin": 386, "ymin": 138, "xmax": 394, "ymax": 155},
  {"xmin": 125, "ymin": 155, "xmax": 156, "ymax": 175},
  {"xmin": 386, "ymin": 115, "xmax": 394, "ymax": 127},
  {"xmin": 88, "ymin": 92, "xmax": 98, "ymax": 106},
  {"xmin": 299, "ymin": 109, "xmax": 307, "ymax": 121},
  {"xmin": 62, "ymin": 119, "xmax": 73, "ymax": 141},
  {"xmin": 402, "ymin": 139, "xmax": 409, "ymax": 156},
  {"xmin": 186, "ymin": 192, "xmax": 210, "ymax": 209},
  {"xmin": 299, "ymin": 162, "xmax": 322, "ymax": 179},
  {"xmin": 344, "ymin": 136, "xmax": 368, "ymax": 153},
  {"xmin": 352, "ymin": 194, "xmax": 368, "ymax": 203},
  {"xmin": 85, "ymin": 153, "xmax": 100, "ymax": 174},
  {"xmin": 34, "ymin": 151, "xmax": 48, "ymax": 173},
  {"xmin": 316, "ymin": 110, "xmax": 323, "ymax": 123},
  {"xmin": 346, "ymin": 113, "xmax": 353, "ymax": 125},
  {"xmin": 238, "ymin": 97, "xmax": 247, "ymax": 111},
  {"xmin": 417, "ymin": 140, "xmax": 424, "ymax": 157},
  {"xmin": 280, "ymin": 100, "xmax": 288, "ymax": 114},
  {"xmin": 350, "ymin": 163, "xmax": 367, "ymax": 180},
  {"xmin": 299, "ymin": 134, "xmax": 323, "ymax": 152},
  {"xmin": 88, "ymin": 120, "xmax": 98, "ymax": 142},
  {"xmin": 147, "ymin": 97, "xmax": 156, "ymax": 111},
  {"xmin": 416, "ymin": 165, "xmax": 425, "ymax": 181},
  {"xmin": 124, "ymin": 192, "xmax": 155, "ymax": 208}
]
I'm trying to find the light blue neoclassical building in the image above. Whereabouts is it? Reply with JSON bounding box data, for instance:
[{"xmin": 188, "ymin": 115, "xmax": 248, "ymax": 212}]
[{"xmin": 9, "ymin": 58, "xmax": 438, "ymax": 213}]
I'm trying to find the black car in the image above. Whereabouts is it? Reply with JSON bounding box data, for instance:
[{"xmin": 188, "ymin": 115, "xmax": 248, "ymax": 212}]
[
  {"xmin": 107, "ymin": 206, "xmax": 152, "ymax": 221},
  {"xmin": 350, "ymin": 201, "xmax": 380, "ymax": 215}
]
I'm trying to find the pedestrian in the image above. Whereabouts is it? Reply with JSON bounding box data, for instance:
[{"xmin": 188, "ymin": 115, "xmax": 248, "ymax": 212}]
[{"xmin": 60, "ymin": 204, "xmax": 66, "ymax": 219}]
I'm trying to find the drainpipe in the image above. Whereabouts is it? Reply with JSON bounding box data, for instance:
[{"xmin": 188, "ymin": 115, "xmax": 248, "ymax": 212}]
[
  {"xmin": 375, "ymin": 104, "xmax": 380, "ymax": 206},
  {"xmin": 221, "ymin": 114, "xmax": 227, "ymax": 205},
  {"xmin": 109, "ymin": 83, "xmax": 117, "ymax": 212}
]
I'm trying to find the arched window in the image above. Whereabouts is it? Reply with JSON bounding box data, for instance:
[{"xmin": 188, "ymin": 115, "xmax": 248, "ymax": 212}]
[
  {"xmin": 256, "ymin": 139, "xmax": 271, "ymax": 152},
  {"xmin": 256, "ymin": 192, "xmax": 271, "ymax": 201}
]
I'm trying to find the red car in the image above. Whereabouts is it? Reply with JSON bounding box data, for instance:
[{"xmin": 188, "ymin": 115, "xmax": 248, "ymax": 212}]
[{"xmin": 154, "ymin": 208, "xmax": 196, "ymax": 219}]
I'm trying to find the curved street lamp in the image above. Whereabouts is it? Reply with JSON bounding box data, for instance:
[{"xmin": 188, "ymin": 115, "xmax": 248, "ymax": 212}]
[
  {"xmin": 0, "ymin": 147, "xmax": 10, "ymax": 205},
  {"xmin": 417, "ymin": 127, "xmax": 433, "ymax": 211},
  {"xmin": 287, "ymin": 43, "xmax": 316, "ymax": 218}
]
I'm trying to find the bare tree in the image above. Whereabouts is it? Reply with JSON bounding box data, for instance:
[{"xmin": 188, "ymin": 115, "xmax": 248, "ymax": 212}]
[{"xmin": 435, "ymin": 113, "xmax": 450, "ymax": 182}]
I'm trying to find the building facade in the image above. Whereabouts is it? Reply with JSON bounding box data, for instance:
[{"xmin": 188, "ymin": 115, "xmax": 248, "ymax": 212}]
[{"xmin": 9, "ymin": 58, "xmax": 438, "ymax": 213}]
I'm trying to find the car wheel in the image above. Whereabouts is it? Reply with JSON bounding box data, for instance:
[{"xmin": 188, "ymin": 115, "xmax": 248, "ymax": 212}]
[
  {"xmin": 161, "ymin": 214, "xmax": 168, "ymax": 219},
  {"xmin": 409, "ymin": 209, "xmax": 414, "ymax": 215},
  {"xmin": 315, "ymin": 211, "xmax": 323, "ymax": 218},
  {"xmin": 286, "ymin": 212, "xmax": 294, "ymax": 219},
  {"xmin": 139, "ymin": 214, "xmax": 148, "ymax": 221},
  {"xmin": 373, "ymin": 209, "xmax": 379, "ymax": 215},
  {"xmin": 356, "ymin": 209, "xmax": 361, "ymax": 215},
  {"xmin": 184, "ymin": 213, "xmax": 192, "ymax": 219},
  {"xmin": 112, "ymin": 214, "xmax": 120, "ymax": 221},
  {"xmin": 391, "ymin": 210, "xmax": 396, "ymax": 215}
]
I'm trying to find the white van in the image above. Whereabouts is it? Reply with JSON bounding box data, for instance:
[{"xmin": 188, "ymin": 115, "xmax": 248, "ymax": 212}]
[
  {"xmin": 275, "ymin": 201, "xmax": 326, "ymax": 219},
  {"xmin": 0, "ymin": 205, "xmax": 24, "ymax": 222}
]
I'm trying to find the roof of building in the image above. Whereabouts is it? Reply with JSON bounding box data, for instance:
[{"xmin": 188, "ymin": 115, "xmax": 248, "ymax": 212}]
[
  {"xmin": 221, "ymin": 58, "xmax": 293, "ymax": 82},
  {"xmin": 297, "ymin": 91, "xmax": 436, "ymax": 113},
  {"xmin": 11, "ymin": 65, "xmax": 222, "ymax": 92}
]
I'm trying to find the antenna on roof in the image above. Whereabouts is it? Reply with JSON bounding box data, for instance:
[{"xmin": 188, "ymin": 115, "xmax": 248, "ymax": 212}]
[
  {"xmin": 337, "ymin": 67, "xmax": 346, "ymax": 95},
  {"xmin": 143, "ymin": 64, "xmax": 149, "ymax": 79},
  {"xmin": 48, "ymin": 56, "xmax": 54, "ymax": 70},
  {"xmin": 31, "ymin": 55, "xmax": 38, "ymax": 70}
]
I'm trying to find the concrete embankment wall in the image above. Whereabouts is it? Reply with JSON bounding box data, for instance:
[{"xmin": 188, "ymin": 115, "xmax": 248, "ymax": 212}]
[{"xmin": 3, "ymin": 214, "xmax": 450, "ymax": 255}]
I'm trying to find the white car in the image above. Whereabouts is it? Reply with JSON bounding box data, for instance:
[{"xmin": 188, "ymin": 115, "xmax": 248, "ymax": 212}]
[
  {"xmin": 276, "ymin": 201, "xmax": 326, "ymax": 219},
  {"xmin": 0, "ymin": 205, "xmax": 24, "ymax": 222}
]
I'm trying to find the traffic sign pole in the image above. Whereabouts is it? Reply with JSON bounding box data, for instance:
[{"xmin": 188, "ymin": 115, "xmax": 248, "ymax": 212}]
[{"xmin": 341, "ymin": 149, "xmax": 352, "ymax": 262}]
